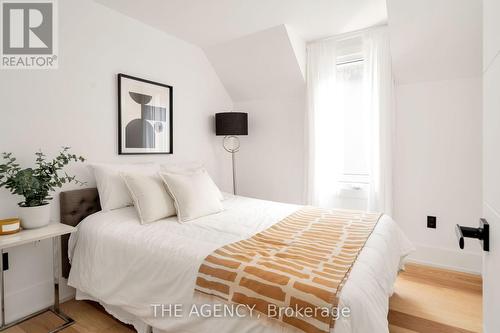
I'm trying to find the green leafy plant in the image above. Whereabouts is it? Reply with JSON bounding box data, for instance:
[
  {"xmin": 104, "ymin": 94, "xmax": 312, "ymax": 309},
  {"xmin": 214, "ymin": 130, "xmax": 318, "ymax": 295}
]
[{"xmin": 0, "ymin": 147, "xmax": 86, "ymax": 207}]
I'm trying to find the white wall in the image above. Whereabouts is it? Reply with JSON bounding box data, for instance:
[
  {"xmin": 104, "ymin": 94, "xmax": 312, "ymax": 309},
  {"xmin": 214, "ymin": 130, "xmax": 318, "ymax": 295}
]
[
  {"xmin": 387, "ymin": 0, "xmax": 482, "ymax": 84},
  {"xmin": 394, "ymin": 77, "xmax": 483, "ymax": 273},
  {"xmin": 233, "ymin": 96, "xmax": 306, "ymax": 204},
  {"xmin": 482, "ymin": 0, "xmax": 500, "ymax": 331},
  {"xmin": 0, "ymin": 0, "xmax": 232, "ymax": 322}
]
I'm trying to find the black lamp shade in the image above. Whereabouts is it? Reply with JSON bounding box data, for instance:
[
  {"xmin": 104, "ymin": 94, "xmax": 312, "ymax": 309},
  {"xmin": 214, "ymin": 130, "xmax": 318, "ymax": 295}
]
[{"xmin": 215, "ymin": 112, "xmax": 248, "ymax": 136}]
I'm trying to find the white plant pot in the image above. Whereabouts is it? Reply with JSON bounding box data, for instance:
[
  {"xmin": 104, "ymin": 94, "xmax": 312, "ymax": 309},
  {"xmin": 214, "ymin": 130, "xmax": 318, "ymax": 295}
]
[{"xmin": 18, "ymin": 204, "xmax": 51, "ymax": 229}]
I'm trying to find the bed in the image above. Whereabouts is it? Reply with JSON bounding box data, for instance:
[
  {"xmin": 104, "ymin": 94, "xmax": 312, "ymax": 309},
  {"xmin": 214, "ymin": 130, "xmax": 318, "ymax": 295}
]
[{"xmin": 60, "ymin": 188, "xmax": 413, "ymax": 333}]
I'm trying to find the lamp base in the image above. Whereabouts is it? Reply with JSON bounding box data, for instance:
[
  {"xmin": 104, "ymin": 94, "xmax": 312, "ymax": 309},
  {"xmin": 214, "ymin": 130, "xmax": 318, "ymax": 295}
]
[{"xmin": 223, "ymin": 136, "xmax": 239, "ymax": 195}]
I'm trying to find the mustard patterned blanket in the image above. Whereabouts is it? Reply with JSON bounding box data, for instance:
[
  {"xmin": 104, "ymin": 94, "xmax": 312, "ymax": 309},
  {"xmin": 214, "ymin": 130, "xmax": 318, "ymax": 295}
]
[{"xmin": 195, "ymin": 207, "xmax": 382, "ymax": 333}]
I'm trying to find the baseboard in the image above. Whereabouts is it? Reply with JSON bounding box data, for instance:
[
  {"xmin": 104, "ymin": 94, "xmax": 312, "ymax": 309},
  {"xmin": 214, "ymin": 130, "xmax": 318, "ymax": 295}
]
[{"xmin": 407, "ymin": 243, "xmax": 482, "ymax": 275}]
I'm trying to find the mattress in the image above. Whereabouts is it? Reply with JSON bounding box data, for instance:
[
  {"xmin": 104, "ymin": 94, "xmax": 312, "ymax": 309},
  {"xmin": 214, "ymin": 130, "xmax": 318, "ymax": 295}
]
[{"xmin": 67, "ymin": 195, "xmax": 413, "ymax": 333}]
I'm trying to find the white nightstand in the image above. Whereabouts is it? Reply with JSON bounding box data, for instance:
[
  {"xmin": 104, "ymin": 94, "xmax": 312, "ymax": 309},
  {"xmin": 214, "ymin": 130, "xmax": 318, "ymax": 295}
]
[{"xmin": 0, "ymin": 223, "xmax": 76, "ymax": 332}]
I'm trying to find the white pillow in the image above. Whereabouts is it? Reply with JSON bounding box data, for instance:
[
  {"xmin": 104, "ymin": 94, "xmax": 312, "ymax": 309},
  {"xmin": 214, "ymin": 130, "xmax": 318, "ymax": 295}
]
[
  {"xmin": 159, "ymin": 169, "xmax": 223, "ymax": 222},
  {"xmin": 121, "ymin": 173, "xmax": 176, "ymax": 224},
  {"xmin": 160, "ymin": 164, "xmax": 224, "ymax": 201},
  {"xmin": 90, "ymin": 163, "xmax": 160, "ymax": 211}
]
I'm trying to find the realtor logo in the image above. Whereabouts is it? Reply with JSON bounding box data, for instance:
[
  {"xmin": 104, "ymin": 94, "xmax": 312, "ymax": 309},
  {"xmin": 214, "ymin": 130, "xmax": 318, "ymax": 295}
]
[{"xmin": 1, "ymin": 0, "xmax": 58, "ymax": 69}]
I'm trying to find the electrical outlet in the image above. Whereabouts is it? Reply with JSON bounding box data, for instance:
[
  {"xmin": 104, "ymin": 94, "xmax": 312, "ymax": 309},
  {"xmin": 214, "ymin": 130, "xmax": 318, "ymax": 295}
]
[
  {"xmin": 427, "ymin": 216, "xmax": 437, "ymax": 229},
  {"xmin": 2, "ymin": 252, "xmax": 8, "ymax": 271}
]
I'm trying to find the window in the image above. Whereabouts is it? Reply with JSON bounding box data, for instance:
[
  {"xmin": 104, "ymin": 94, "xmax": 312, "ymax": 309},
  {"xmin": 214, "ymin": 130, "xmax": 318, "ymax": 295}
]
[
  {"xmin": 333, "ymin": 44, "xmax": 370, "ymax": 210},
  {"xmin": 307, "ymin": 28, "xmax": 393, "ymax": 212},
  {"xmin": 336, "ymin": 59, "xmax": 369, "ymax": 182}
]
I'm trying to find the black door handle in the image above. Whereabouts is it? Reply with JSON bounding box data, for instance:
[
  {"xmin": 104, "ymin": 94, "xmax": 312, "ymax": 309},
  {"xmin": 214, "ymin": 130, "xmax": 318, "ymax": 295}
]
[{"xmin": 456, "ymin": 218, "xmax": 489, "ymax": 251}]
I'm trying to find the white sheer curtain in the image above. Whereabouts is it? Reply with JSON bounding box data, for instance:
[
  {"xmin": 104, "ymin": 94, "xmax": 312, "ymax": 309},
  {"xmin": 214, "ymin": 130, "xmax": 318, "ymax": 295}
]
[
  {"xmin": 363, "ymin": 28, "xmax": 394, "ymax": 214},
  {"xmin": 305, "ymin": 38, "xmax": 343, "ymax": 207},
  {"xmin": 305, "ymin": 27, "xmax": 395, "ymax": 214}
]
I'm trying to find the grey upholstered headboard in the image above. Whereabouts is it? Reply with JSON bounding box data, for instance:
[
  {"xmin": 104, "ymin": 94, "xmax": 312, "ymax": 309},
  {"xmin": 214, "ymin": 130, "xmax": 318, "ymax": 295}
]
[{"xmin": 60, "ymin": 188, "xmax": 101, "ymax": 278}]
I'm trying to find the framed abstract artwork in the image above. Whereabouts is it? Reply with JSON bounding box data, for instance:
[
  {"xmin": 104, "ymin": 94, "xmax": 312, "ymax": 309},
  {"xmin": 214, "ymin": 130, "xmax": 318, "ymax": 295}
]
[{"xmin": 118, "ymin": 73, "xmax": 173, "ymax": 154}]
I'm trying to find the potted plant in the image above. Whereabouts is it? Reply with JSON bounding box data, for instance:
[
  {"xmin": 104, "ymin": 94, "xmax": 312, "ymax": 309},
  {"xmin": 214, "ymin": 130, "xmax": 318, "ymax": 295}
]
[{"xmin": 0, "ymin": 147, "xmax": 85, "ymax": 229}]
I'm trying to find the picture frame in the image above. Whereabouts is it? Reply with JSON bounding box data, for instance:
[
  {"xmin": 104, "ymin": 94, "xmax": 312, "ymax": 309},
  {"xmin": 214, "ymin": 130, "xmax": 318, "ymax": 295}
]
[{"xmin": 118, "ymin": 73, "xmax": 173, "ymax": 155}]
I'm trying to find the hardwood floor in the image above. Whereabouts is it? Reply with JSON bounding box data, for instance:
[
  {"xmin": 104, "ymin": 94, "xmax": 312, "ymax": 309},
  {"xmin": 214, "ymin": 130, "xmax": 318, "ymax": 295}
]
[
  {"xmin": 3, "ymin": 301, "xmax": 134, "ymax": 333},
  {"xmin": 4, "ymin": 263, "xmax": 482, "ymax": 333},
  {"xmin": 389, "ymin": 263, "xmax": 482, "ymax": 333}
]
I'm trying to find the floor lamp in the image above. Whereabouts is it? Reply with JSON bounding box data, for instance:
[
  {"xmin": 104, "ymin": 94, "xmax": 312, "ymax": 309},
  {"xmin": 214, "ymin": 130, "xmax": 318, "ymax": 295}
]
[{"xmin": 215, "ymin": 112, "xmax": 248, "ymax": 195}]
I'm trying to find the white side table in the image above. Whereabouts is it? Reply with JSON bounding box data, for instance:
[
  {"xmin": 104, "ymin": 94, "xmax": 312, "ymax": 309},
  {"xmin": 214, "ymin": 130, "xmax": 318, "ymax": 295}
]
[{"xmin": 0, "ymin": 223, "xmax": 76, "ymax": 332}]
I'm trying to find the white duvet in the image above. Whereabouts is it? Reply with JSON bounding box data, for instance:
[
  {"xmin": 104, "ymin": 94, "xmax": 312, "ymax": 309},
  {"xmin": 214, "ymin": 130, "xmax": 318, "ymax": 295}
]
[{"xmin": 68, "ymin": 195, "xmax": 413, "ymax": 333}]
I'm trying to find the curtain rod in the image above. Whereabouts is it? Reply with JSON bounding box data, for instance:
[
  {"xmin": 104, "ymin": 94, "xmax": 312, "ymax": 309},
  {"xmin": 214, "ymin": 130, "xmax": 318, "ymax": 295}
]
[{"xmin": 307, "ymin": 23, "xmax": 388, "ymax": 45}]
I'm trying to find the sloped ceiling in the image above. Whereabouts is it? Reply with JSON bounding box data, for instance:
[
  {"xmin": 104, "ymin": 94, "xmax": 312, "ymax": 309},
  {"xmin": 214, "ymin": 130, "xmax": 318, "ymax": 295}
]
[
  {"xmin": 205, "ymin": 25, "xmax": 305, "ymax": 101},
  {"xmin": 94, "ymin": 0, "xmax": 387, "ymax": 47},
  {"xmin": 387, "ymin": 0, "xmax": 482, "ymax": 84}
]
